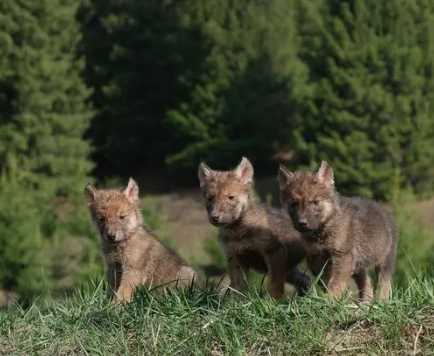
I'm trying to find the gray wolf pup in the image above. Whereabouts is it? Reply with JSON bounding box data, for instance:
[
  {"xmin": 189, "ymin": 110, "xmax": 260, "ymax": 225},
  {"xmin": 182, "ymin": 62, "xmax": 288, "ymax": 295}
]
[
  {"xmin": 278, "ymin": 161, "xmax": 397, "ymax": 301},
  {"xmin": 85, "ymin": 178, "xmax": 197, "ymax": 302},
  {"xmin": 199, "ymin": 157, "xmax": 310, "ymax": 299}
]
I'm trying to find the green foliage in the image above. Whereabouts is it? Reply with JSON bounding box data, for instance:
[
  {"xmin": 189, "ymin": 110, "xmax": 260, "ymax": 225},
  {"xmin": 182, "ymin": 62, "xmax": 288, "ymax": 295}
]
[
  {"xmin": 0, "ymin": 0, "xmax": 98, "ymax": 300},
  {"xmin": 203, "ymin": 237, "xmax": 226, "ymax": 270},
  {"xmin": 0, "ymin": 0, "xmax": 93, "ymax": 197},
  {"xmin": 2, "ymin": 280, "xmax": 434, "ymax": 354},
  {"xmin": 80, "ymin": 0, "xmax": 205, "ymax": 176},
  {"xmin": 141, "ymin": 197, "xmax": 168, "ymax": 234},
  {"xmin": 166, "ymin": 0, "xmax": 308, "ymax": 171},
  {"xmin": 141, "ymin": 197, "xmax": 173, "ymax": 249},
  {"xmin": 295, "ymin": 0, "xmax": 434, "ymax": 199},
  {"xmin": 0, "ymin": 177, "xmax": 50, "ymax": 299},
  {"xmin": 393, "ymin": 195, "xmax": 434, "ymax": 285},
  {"xmin": 79, "ymin": 0, "xmax": 434, "ymax": 199},
  {"xmin": 80, "ymin": 0, "xmax": 308, "ymax": 175},
  {"xmin": 0, "ymin": 172, "xmax": 102, "ymax": 301},
  {"xmin": 47, "ymin": 198, "xmax": 103, "ymax": 292}
]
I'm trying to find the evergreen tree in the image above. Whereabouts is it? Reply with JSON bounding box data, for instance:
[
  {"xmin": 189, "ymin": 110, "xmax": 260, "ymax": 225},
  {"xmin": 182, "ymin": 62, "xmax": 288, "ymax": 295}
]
[
  {"xmin": 166, "ymin": 0, "xmax": 308, "ymax": 172},
  {"xmin": 0, "ymin": 173, "xmax": 50, "ymax": 299},
  {"xmin": 0, "ymin": 0, "xmax": 98, "ymax": 298},
  {"xmin": 295, "ymin": 0, "xmax": 434, "ymax": 199},
  {"xmin": 0, "ymin": 0, "xmax": 93, "ymax": 197},
  {"xmin": 80, "ymin": 0, "xmax": 308, "ymax": 177},
  {"xmin": 80, "ymin": 0, "xmax": 205, "ymax": 178}
]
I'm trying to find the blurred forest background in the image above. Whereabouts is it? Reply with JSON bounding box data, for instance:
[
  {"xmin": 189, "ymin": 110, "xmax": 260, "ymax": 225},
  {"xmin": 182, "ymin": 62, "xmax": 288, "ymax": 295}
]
[{"xmin": 1, "ymin": 0, "xmax": 434, "ymax": 302}]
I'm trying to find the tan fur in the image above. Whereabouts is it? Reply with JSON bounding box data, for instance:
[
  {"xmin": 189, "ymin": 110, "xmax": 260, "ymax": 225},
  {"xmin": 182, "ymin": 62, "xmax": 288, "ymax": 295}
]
[
  {"xmin": 278, "ymin": 162, "xmax": 398, "ymax": 302},
  {"xmin": 85, "ymin": 178, "xmax": 197, "ymax": 303},
  {"xmin": 199, "ymin": 158, "xmax": 310, "ymax": 299}
]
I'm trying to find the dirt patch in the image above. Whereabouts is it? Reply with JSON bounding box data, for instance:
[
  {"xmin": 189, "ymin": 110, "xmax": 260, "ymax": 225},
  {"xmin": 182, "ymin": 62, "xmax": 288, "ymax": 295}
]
[
  {"xmin": 147, "ymin": 188, "xmax": 217, "ymax": 263},
  {"xmin": 412, "ymin": 198, "xmax": 434, "ymax": 230}
]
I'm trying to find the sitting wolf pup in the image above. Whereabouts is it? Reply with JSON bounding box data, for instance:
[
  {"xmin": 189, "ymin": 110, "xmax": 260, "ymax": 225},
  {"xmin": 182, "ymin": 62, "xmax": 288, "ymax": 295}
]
[
  {"xmin": 198, "ymin": 157, "xmax": 310, "ymax": 299},
  {"xmin": 85, "ymin": 178, "xmax": 197, "ymax": 303},
  {"xmin": 278, "ymin": 161, "xmax": 397, "ymax": 302}
]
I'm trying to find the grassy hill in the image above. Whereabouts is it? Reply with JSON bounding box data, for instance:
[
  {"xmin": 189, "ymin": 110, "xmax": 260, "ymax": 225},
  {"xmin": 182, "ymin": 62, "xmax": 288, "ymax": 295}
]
[
  {"xmin": 1, "ymin": 178, "xmax": 433, "ymax": 354},
  {"xmin": 1, "ymin": 280, "xmax": 434, "ymax": 355}
]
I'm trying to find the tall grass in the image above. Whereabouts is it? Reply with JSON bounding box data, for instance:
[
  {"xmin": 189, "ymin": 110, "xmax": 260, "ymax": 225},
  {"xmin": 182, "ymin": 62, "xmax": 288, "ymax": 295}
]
[
  {"xmin": 1, "ymin": 279, "xmax": 434, "ymax": 355},
  {"xmin": 394, "ymin": 195, "xmax": 434, "ymax": 286}
]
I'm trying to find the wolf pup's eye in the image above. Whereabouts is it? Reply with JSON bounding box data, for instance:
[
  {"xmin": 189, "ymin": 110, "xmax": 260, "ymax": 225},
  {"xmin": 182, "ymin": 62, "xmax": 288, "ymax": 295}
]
[
  {"xmin": 311, "ymin": 199, "xmax": 320, "ymax": 206},
  {"xmin": 228, "ymin": 195, "xmax": 235, "ymax": 201},
  {"xmin": 98, "ymin": 216, "xmax": 105, "ymax": 223},
  {"xmin": 119, "ymin": 214, "xmax": 127, "ymax": 220},
  {"xmin": 207, "ymin": 194, "xmax": 215, "ymax": 202}
]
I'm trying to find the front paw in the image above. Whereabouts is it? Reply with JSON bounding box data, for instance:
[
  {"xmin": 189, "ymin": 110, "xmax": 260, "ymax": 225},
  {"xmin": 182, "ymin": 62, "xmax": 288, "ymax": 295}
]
[
  {"xmin": 296, "ymin": 275, "xmax": 312, "ymax": 296},
  {"xmin": 326, "ymin": 283, "xmax": 345, "ymax": 299},
  {"xmin": 113, "ymin": 288, "xmax": 133, "ymax": 304},
  {"xmin": 112, "ymin": 295, "xmax": 129, "ymax": 304}
]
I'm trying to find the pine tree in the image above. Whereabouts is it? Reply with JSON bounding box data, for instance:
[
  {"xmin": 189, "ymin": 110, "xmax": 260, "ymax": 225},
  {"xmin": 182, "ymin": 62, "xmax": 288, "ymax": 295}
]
[
  {"xmin": 0, "ymin": 0, "xmax": 93, "ymax": 197},
  {"xmin": 0, "ymin": 172, "xmax": 51, "ymax": 299},
  {"xmin": 0, "ymin": 0, "xmax": 97, "ymax": 298},
  {"xmin": 80, "ymin": 0, "xmax": 308, "ymax": 176},
  {"xmin": 295, "ymin": 0, "xmax": 434, "ymax": 199},
  {"xmin": 80, "ymin": 0, "xmax": 204, "ymax": 177},
  {"xmin": 166, "ymin": 0, "xmax": 309, "ymax": 172}
]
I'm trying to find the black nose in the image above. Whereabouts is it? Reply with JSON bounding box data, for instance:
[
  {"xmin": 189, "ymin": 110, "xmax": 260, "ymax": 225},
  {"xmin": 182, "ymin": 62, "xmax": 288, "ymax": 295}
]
[
  {"xmin": 106, "ymin": 232, "xmax": 116, "ymax": 241},
  {"xmin": 210, "ymin": 214, "xmax": 220, "ymax": 224},
  {"xmin": 298, "ymin": 219, "xmax": 308, "ymax": 228}
]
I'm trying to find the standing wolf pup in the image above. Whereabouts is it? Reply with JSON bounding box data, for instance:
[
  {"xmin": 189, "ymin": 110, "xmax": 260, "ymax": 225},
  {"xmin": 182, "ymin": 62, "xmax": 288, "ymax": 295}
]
[
  {"xmin": 198, "ymin": 157, "xmax": 310, "ymax": 299},
  {"xmin": 85, "ymin": 178, "xmax": 197, "ymax": 303},
  {"xmin": 278, "ymin": 161, "xmax": 398, "ymax": 302}
]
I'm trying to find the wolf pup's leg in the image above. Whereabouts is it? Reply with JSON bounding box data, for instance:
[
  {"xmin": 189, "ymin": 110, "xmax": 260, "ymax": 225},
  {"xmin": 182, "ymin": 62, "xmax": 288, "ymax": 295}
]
[
  {"xmin": 287, "ymin": 267, "xmax": 311, "ymax": 296},
  {"xmin": 228, "ymin": 255, "xmax": 249, "ymax": 294},
  {"xmin": 353, "ymin": 269, "xmax": 374, "ymax": 303},
  {"xmin": 264, "ymin": 250, "xmax": 287, "ymax": 299},
  {"xmin": 326, "ymin": 254, "xmax": 353, "ymax": 298},
  {"xmin": 376, "ymin": 240, "xmax": 397, "ymax": 300}
]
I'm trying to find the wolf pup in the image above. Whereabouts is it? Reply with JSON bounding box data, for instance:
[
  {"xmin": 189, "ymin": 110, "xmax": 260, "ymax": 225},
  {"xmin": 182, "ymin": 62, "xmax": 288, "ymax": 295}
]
[
  {"xmin": 278, "ymin": 161, "xmax": 397, "ymax": 302},
  {"xmin": 198, "ymin": 157, "xmax": 310, "ymax": 299},
  {"xmin": 85, "ymin": 178, "xmax": 197, "ymax": 303}
]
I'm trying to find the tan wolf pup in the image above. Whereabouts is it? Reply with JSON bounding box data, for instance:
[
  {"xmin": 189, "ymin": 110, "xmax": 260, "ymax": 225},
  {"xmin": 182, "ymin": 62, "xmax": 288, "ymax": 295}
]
[
  {"xmin": 85, "ymin": 178, "xmax": 197, "ymax": 303},
  {"xmin": 278, "ymin": 161, "xmax": 398, "ymax": 302},
  {"xmin": 198, "ymin": 157, "xmax": 310, "ymax": 299}
]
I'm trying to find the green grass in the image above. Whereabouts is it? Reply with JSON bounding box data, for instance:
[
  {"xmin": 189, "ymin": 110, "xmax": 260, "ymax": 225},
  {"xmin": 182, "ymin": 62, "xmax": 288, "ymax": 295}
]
[{"xmin": 1, "ymin": 280, "xmax": 434, "ymax": 355}]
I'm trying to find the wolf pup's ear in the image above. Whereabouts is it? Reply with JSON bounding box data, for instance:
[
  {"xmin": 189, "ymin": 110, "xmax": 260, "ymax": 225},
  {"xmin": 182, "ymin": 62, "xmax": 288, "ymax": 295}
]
[
  {"xmin": 198, "ymin": 162, "xmax": 214, "ymax": 188},
  {"xmin": 278, "ymin": 165, "xmax": 294, "ymax": 190},
  {"xmin": 234, "ymin": 157, "xmax": 254, "ymax": 185},
  {"xmin": 316, "ymin": 161, "xmax": 334, "ymax": 188},
  {"xmin": 84, "ymin": 183, "xmax": 97, "ymax": 202},
  {"xmin": 123, "ymin": 178, "xmax": 140, "ymax": 203}
]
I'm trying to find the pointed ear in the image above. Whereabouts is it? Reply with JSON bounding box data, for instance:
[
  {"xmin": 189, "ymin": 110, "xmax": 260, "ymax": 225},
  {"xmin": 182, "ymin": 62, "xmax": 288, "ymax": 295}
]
[
  {"xmin": 123, "ymin": 177, "xmax": 139, "ymax": 203},
  {"xmin": 198, "ymin": 162, "xmax": 214, "ymax": 188},
  {"xmin": 278, "ymin": 165, "xmax": 294, "ymax": 190},
  {"xmin": 234, "ymin": 157, "xmax": 254, "ymax": 185},
  {"xmin": 316, "ymin": 161, "xmax": 334, "ymax": 188},
  {"xmin": 84, "ymin": 183, "xmax": 97, "ymax": 202}
]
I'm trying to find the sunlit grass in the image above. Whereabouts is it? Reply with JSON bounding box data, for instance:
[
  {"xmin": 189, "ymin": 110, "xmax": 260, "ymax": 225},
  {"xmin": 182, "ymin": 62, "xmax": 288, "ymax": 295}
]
[{"xmin": 1, "ymin": 279, "xmax": 434, "ymax": 355}]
